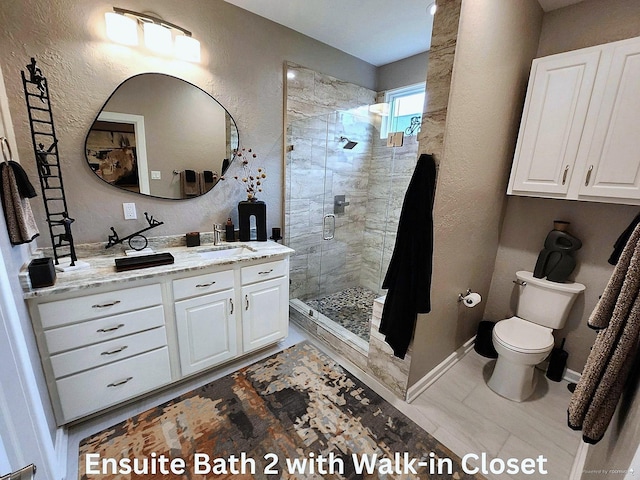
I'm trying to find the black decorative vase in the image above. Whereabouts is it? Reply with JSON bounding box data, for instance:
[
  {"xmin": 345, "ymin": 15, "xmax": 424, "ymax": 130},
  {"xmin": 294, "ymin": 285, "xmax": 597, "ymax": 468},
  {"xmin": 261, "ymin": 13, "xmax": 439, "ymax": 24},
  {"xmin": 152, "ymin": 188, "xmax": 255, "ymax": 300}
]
[{"xmin": 238, "ymin": 200, "xmax": 267, "ymax": 241}]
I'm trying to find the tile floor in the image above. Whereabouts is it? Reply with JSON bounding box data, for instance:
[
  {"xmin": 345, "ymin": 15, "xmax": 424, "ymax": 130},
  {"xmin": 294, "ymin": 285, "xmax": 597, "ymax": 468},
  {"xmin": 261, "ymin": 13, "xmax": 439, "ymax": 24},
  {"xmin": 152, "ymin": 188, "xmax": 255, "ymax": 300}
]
[{"xmin": 67, "ymin": 324, "xmax": 581, "ymax": 480}]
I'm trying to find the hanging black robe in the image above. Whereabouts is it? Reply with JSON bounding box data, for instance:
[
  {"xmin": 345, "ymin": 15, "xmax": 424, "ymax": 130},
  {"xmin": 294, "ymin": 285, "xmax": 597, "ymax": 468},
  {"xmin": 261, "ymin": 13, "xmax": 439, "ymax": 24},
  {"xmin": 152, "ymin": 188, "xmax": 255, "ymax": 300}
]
[{"xmin": 379, "ymin": 153, "xmax": 436, "ymax": 359}]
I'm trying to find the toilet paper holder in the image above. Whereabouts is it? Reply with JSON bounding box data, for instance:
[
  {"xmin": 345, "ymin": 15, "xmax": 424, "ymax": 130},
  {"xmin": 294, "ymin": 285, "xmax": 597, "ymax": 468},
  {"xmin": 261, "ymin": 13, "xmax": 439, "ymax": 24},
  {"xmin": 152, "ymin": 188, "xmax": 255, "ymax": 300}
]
[
  {"xmin": 458, "ymin": 289, "xmax": 472, "ymax": 302},
  {"xmin": 458, "ymin": 289, "xmax": 482, "ymax": 307}
]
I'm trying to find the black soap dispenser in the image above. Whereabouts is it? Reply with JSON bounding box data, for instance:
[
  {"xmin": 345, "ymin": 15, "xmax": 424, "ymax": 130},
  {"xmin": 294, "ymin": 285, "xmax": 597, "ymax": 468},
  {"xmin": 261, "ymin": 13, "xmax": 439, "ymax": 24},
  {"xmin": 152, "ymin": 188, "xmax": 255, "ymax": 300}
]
[{"xmin": 225, "ymin": 217, "xmax": 235, "ymax": 242}]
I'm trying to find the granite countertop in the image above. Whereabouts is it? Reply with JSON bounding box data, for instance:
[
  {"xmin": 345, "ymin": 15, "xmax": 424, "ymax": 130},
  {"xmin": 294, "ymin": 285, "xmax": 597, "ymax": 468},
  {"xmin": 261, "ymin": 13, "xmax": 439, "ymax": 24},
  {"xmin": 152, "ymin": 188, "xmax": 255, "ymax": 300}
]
[{"xmin": 21, "ymin": 240, "xmax": 294, "ymax": 299}]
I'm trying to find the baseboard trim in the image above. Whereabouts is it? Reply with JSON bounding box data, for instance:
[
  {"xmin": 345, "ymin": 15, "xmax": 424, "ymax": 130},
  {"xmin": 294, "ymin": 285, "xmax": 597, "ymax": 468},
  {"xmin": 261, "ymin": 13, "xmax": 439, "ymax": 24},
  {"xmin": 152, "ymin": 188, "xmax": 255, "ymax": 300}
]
[
  {"xmin": 55, "ymin": 427, "xmax": 68, "ymax": 480},
  {"xmin": 406, "ymin": 336, "xmax": 476, "ymax": 403},
  {"xmin": 569, "ymin": 440, "xmax": 589, "ymax": 480},
  {"xmin": 564, "ymin": 367, "xmax": 581, "ymax": 385}
]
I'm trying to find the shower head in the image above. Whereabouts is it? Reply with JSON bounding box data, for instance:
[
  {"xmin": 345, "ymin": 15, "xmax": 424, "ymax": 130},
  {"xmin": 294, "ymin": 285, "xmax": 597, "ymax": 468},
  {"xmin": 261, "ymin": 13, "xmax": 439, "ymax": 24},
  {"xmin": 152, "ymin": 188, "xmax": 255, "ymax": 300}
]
[{"xmin": 339, "ymin": 136, "xmax": 358, "ymax": 149}]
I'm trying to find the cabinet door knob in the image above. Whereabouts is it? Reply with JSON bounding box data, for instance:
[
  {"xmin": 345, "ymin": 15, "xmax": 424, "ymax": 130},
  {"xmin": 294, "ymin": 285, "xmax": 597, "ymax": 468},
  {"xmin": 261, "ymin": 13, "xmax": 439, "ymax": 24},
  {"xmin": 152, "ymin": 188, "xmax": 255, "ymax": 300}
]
[
  {"xmin": 258, "ymin": 269, "xmax": 273, "ymax": 275},
  {"xmin": 245, "ymin": 294, "xmax": 249, "ymax": 310},
  {"xmin": 196, "ymin": 281, "xmax": 216, "ymax": 288},
  {"xmin": 229, "ymin": 298, "xmax": 234, "ymax": 314},
  {"xmin": 562, "ymin": 165, "xmax": 569, "ymax": 185},
  {"xmin": 585, "ymin": 165, "xmax": 593, "ymax": 186}
]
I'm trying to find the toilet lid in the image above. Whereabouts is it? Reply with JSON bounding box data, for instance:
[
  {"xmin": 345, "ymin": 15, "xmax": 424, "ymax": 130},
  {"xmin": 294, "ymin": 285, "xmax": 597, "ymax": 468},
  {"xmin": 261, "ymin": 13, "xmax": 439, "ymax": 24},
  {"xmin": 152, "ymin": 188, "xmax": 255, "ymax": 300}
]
[{"xmin": 493, "ymin": 317, "xmax": 554, "ymax": 353}]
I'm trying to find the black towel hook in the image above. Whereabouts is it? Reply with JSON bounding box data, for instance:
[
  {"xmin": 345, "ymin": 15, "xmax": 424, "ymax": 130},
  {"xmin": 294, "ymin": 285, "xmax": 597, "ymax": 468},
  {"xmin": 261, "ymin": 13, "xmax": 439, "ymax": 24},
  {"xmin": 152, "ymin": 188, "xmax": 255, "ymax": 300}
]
[{"xmin": 0, "ymin": 136, "xmax": 12, "ymax": 164}]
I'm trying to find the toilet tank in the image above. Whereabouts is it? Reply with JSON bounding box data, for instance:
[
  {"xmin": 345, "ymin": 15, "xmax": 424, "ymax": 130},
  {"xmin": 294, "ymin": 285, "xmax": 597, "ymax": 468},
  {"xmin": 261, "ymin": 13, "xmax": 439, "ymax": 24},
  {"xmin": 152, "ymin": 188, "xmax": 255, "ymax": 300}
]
[{"xmin": 515, "ymin": 271, "xmax": 585, "ymax": 329}]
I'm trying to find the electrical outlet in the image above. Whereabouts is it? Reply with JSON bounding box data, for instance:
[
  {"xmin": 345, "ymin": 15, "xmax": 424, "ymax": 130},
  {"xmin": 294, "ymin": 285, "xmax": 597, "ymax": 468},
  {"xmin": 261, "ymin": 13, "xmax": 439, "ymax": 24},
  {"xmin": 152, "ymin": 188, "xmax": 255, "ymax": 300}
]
[{"xmin": 123, "ymin": 202, "xmax": 137, "ymax": 220}]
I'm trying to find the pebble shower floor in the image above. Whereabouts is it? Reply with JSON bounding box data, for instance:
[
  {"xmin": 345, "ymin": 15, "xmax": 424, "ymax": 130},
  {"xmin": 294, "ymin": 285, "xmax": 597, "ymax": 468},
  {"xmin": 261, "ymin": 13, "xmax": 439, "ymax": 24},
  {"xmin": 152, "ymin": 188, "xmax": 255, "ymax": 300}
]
[{"xmin": 306, "ymin": 286, "xmax": 379, "ymax": 342}]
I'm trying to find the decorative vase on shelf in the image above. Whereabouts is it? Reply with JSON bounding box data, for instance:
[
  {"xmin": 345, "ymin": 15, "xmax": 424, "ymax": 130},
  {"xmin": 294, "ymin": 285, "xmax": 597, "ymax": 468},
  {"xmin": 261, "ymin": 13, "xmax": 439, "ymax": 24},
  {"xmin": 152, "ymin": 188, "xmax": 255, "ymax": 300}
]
[{"xmin": 238, "ymin": 199, "xmax": 267, "ymax": 241}]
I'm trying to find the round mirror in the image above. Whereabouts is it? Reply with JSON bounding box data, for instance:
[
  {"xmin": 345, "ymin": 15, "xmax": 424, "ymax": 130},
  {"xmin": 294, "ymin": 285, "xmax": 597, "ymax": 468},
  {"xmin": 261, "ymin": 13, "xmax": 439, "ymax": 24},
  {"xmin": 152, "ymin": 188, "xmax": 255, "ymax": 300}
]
[{"xmin": 85, "ymin": 73, "xmax": 239, "ymax": 199}]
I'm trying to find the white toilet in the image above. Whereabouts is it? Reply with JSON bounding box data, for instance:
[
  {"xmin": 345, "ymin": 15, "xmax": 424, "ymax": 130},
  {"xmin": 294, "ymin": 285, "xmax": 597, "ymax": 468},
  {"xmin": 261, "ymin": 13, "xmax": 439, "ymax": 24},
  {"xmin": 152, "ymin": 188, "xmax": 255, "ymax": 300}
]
[{"xmin": 487, "ymin": 271, "xmax": 585, "ymax": 402}]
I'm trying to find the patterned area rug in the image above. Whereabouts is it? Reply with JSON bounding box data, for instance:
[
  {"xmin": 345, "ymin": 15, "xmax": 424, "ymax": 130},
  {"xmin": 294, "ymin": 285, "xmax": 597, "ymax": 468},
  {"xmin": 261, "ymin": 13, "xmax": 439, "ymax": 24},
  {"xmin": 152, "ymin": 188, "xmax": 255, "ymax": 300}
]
[
  {"xmin": 306, "ymin": 286, "xmax": 378, "ymax": 341},
  {"xmin": 79, "ymin": 342, "xmax": 484, "ymax": 479}
]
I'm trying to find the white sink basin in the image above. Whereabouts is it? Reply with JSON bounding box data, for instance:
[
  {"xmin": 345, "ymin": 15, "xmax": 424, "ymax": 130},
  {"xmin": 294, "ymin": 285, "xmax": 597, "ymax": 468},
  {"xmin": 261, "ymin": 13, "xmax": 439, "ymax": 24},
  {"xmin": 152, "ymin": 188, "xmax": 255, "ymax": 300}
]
[{"xmin": 198, "ymin": 247, "xmax": 254, "ymax": 260}]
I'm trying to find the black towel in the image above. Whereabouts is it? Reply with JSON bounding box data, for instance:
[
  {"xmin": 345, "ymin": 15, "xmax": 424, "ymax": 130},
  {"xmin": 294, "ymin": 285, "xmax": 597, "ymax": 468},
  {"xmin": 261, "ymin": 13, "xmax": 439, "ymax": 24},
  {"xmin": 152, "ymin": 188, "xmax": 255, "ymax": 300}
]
[
  {"xmin": 379, "ymin": 153, "xmax": 437, "ymax": 359},
  {"xmin": 609, "ymin": 212, "xmax": 640, "ymax": 265}
]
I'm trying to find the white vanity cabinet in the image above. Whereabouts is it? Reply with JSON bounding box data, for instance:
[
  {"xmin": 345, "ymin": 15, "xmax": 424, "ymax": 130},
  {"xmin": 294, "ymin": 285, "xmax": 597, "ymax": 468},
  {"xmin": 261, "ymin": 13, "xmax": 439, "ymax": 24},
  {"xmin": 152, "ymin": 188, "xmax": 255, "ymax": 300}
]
[
  {"xmin": 31, "ymin": 283, "xmax": 171, "ymax": 424},
  {"xmin": 26, "ymin": 247, "xmax": 291, "ymax": 425},
  {"xmin": 508, "ymin": 35, "xmax": 640, "ymax": 204},
  {"xmin": 173, "ymin": 270, "xmax": 237, "ymax": 376},
  {"xmin": 240, "ymin": 259, "xmax": 289, "ymax": 353}
]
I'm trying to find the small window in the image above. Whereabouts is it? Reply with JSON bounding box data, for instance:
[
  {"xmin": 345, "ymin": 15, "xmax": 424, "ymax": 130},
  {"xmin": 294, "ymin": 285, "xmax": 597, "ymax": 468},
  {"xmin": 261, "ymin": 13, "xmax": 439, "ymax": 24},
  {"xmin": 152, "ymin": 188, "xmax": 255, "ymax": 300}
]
[{"xmin": 379, "ymin": 83, "xmax": 426, "ymax": 139}]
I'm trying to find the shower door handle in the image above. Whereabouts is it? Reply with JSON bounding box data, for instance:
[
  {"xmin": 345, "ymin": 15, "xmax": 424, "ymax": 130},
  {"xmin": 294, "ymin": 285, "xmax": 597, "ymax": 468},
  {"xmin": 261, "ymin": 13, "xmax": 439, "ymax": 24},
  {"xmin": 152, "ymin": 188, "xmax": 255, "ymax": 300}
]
[{"xmin": 323, "ymin": 214, "xmax": 335, "ymax": 240}]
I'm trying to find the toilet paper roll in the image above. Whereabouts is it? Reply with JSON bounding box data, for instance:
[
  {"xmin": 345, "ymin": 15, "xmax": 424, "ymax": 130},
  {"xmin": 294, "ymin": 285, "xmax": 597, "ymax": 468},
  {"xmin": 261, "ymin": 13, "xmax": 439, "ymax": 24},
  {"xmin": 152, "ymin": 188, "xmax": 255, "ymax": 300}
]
[{"xmin": 462, "ymin": 292, "xmax": 482, "ymax": 308}]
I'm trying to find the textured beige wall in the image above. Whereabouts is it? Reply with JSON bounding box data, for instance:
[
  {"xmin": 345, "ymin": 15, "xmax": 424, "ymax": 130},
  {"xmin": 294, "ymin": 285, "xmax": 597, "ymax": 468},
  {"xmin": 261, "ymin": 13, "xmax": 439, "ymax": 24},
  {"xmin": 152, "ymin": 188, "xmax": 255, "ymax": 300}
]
[
  {"xmin": 483, "ymin": 1, "xmax": 640, "ymax": 474},
  {"xmin": 485, "ymin": 0, "xmax": 640, "ymax": 374},
  {"xmin": 408, "ymin": 0, "xmax": 543, "ymax": 386},
  {"xmin": 0, "ymin": 0, "xmax": 376, "ymax": 245}
]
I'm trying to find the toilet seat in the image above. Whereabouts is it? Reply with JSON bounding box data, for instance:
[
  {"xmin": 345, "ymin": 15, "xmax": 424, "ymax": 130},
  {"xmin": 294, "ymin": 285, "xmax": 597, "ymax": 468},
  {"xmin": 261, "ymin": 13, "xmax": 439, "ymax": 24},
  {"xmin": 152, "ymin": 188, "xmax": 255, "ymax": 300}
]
[{"xmin": 493, "ymin": 317, "xmax": 554, "ymax": 354}]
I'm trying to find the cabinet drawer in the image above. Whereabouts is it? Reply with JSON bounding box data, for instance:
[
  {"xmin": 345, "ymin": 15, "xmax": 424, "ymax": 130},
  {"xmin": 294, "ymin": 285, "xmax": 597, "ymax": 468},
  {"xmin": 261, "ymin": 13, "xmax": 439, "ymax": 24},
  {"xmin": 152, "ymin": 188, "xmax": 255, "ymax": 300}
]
[
  {"xmin": 50, "ymin": 326, "xmax": 167, "ymax": 378},
  {"xmin": 38, "ymin": 284, "xmax": 162, "ymax": 328},
  {"xmin": 44, "ymin": 305, "xmax": 165, "ymax": 354},
  {"xmin": 241, "ymin": 260, "xmax": 286, "ymax": 285},
  {"xmin": 56, "ymin": 347, "xmax": 171, "ymax": 422},
  {"xmin": 173, "ymin": 270, "xmax": 234, "ymax": 300}
]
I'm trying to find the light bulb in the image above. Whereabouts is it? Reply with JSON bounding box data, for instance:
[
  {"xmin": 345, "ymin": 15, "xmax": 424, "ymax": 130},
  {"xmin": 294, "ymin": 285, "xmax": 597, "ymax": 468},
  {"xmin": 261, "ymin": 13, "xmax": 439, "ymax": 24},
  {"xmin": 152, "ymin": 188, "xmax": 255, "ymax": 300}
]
[
  {"xmin": 429, "ymin": 2, "xmax": 438, "ymax": 15},
  {"xmin": 175, "ymin": 35, "xmax": 201, "ymax": 62},
  {"xmin": 105, "ymin": 12, "xmax": 138, "ymax": 46},
  {"xmin": 143, "ymin": 22, "xmax": 172, "ymax": 54}
]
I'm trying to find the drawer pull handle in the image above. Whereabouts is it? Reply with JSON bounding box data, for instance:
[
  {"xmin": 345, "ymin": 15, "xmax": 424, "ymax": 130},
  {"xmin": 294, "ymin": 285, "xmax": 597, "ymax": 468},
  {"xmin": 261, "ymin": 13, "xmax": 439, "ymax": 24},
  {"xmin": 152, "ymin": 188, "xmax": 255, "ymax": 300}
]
[
  {"xmin": 101, "ymin": 345, "xmax": 128, "ymax": 356},
  {"xmin": 107, "ymin": 376, "xmax": 133, "ymax": 387},
  {"xmin": 196, "ymin": 281, "xmax": 216, "ymax": 288},
  {"xmin": 562, "ymin": 165, "xmax": 569, "ymax": 185},
  {"xmin": 97, "ymin": 323, "xmax": 125, "ymax": 333},
  {"xmin": 585, "ymin": 165, "xmax": 593, "ymax": 186},
  {"xmin": 92, "ymin": 300, "xmax": 121, "ymax": 308},
  {"xmin": 258, "ymin": 269, "xmax": 274, "ymax": 275},
  {"xmin": 230, "ymin": 298, "xmax": 234, "ymax": 314},
  {"xmin": 245, "ymin": 294, "xmax": 249, "ymax": 310}
]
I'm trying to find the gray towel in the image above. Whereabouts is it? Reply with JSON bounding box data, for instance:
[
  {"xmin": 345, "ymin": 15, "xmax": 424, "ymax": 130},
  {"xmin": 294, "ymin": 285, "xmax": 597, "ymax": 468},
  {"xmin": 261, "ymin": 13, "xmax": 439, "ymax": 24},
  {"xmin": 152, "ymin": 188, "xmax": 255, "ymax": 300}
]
[
  {"xmin": 0, "ymin": 162, "xmax": 39, "ymax": 245},
  {"xmin": 568, "ymin": 222, "xmax": 640, "ymax": 443}
]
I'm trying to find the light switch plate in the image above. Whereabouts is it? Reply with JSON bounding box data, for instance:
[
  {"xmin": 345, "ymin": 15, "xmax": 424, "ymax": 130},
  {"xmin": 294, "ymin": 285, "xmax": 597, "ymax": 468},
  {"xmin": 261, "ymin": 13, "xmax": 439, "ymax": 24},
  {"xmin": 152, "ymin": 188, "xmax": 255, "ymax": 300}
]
[{"xmin": 151, "ymin": 170, "xmax": 161, "ymax": 180}]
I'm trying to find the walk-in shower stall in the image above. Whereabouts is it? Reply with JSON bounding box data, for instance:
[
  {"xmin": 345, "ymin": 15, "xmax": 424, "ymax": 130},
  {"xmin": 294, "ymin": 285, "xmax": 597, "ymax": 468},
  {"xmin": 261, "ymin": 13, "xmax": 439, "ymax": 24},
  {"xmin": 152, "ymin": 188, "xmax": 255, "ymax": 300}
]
[{"xmin": 285, "ymin": 107, "xmax": 420, "ymax": 352}]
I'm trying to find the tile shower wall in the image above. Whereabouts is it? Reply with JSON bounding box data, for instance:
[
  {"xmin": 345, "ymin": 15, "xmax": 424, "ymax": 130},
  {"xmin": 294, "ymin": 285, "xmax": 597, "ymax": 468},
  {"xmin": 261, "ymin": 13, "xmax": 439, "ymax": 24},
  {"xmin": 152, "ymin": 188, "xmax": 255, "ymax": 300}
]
[
  {"xmin": 286, "ymin": 63, "xmax": 376, "ymax": 301},
  {"xmin": 360, "ymin": 135, "xmax": 420, "ymax": 293},
  {"xmin": 286, "ymin": 63, "xmax": 420, "ymax": 301}
]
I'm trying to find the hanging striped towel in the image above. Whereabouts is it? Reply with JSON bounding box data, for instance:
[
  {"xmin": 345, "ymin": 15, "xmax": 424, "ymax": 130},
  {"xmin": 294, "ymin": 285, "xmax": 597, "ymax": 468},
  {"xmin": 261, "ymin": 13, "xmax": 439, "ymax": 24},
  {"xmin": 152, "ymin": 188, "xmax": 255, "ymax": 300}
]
[{"xmin": 180, "ymin": 169, "xmax": 200, "ymax": 197}]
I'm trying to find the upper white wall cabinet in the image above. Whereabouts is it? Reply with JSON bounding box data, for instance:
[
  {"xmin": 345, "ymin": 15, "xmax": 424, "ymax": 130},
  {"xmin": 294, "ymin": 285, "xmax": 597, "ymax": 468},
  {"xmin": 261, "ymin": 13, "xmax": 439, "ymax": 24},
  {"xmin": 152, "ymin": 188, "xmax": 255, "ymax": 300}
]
[{"xmin": 508, "ymin": 36, "xmax": 640, "ymax": 205}]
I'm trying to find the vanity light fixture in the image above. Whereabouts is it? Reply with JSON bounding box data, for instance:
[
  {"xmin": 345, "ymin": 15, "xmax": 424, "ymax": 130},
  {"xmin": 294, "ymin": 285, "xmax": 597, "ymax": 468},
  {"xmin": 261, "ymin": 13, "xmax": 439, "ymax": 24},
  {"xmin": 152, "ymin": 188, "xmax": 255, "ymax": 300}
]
[
  {"xmin": 143, "ymin": 22, "xmax": 172, "ymax": 54},
  {"xmin": 105, "ymin": 7, "xmax": 201, "ymax": 62},
  {"xmin": 428, "ymin": 1, "xmax": 438, "ymax": 15}
]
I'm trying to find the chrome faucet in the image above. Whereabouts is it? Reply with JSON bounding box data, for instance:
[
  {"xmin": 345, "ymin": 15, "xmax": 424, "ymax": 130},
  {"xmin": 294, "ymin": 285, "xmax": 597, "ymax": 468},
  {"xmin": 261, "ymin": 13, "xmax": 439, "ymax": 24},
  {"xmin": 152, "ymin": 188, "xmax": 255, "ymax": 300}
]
[{"xmin": 213, "ymin": 223, "xmax": 224, "ymax": 245}]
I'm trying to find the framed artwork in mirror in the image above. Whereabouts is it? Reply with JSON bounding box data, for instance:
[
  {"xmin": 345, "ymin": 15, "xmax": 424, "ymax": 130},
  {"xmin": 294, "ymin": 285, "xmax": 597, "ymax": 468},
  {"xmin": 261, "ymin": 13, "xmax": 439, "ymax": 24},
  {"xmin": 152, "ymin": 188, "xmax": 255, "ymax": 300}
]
[
  {"xmin": 86, "ymin": 112, "xmax": 149, "ymax": 194},
  {"xmin": 85, "ymin": 73, "xmax": 239, "ymax": 200}
]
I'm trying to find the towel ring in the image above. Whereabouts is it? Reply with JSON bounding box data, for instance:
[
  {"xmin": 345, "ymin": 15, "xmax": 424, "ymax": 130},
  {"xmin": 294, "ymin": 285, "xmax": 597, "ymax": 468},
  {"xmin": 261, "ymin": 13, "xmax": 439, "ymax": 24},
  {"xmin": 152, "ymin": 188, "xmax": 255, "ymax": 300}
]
[{"xmin": 1, "ymin": 136, "xmax": 12, "ymax": 164}]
